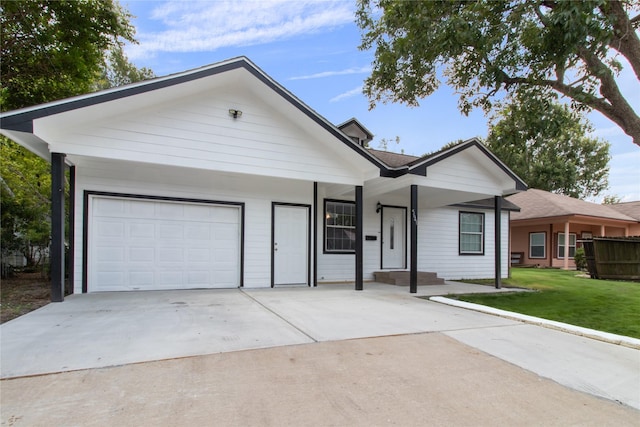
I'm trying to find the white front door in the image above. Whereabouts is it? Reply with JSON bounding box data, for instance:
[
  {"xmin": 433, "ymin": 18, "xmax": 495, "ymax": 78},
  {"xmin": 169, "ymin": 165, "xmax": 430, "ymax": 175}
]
[
  {"xmin": 273, "ymin": 204, "xmax": 309, "ymax": 286},
  {"xmin": 381, "ymin": 206, "xmax": 406, "ymax": 269}
]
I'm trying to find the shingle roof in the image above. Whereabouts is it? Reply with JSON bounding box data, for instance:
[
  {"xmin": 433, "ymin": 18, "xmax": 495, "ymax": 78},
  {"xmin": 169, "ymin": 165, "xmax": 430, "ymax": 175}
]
[
  {"xmin": 367, "ymin": 148, "xmax": 420, "ymax": 168},
  {"xmin": 609, "ymin": 201, "xmax": 640, "ymax": 221},
  {"xmin": 507, "ymin": 189, "xmax": 637, "ymax": 222}
]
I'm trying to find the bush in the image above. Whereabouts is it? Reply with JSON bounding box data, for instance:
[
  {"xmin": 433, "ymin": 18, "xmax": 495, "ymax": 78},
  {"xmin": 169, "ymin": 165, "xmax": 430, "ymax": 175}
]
[{"xmin": 574, "ymin": 247, "xmax": 587, "ymax": 271}]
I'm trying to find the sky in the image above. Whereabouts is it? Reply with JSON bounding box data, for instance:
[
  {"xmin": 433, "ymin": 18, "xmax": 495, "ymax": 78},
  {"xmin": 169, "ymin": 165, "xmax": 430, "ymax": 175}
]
[{"xmin": 121, "ymin": 0, "xmax": 640, "ymax": 202}]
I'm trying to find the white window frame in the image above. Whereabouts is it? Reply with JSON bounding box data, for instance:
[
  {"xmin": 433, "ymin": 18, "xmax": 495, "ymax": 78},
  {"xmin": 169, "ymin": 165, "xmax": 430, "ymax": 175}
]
[
  {"xmin": 459, "ymin": 212, "xmax": 484, "ymax": 255},
  {"xmin": 529, "ymin": 232, "xmax": 546, "ymax": 259},
  {"xmin": 557, "ymin": 233, "xmax": 577, "ymax": 259}
]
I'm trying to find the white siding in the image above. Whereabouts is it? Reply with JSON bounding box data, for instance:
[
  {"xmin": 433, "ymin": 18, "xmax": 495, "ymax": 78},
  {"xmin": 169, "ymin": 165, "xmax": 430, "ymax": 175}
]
[
  {"xmin": 418, "ymin": 207, "xmax": 509, "ymax": 280},
  {"xmin": 424, "ymin": 149, "xmax": 511, "ymax": 195},
  {"xmin": 317, "ymin": 189, "xmax": 408, "ymax": 282},
  {"xmin": 72, "ymin": 158, "xmax": 314, "ymax": 293},
  {"xmin": 316, "ymin": 187, "xmax": 509, "ymax": 282},
  {"xmin": 44, "ymin": 86, "xmax": 372, "ymax": 185}
]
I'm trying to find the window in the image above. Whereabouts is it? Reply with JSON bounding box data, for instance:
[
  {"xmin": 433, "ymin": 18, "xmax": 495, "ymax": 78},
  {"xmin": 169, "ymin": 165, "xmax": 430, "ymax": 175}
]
[
  {"xmin": 459, "ymin": 212, "xmax": 484, "ymax": 255},
  {"xmin": 529, "ymin": 232, "xmax": 546, "ymax": 259},
  {"xmin": 557, "ymin": 233, "xmax": 577, "ymax": 258},
  {"xmin": 325, "ymin": 200, "xmax": 356, "ymax": 253}
]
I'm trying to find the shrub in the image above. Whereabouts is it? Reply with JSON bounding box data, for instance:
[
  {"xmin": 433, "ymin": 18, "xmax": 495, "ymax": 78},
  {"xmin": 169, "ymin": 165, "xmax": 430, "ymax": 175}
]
[{"xmin": 574, "ymin": 247, "xmax": 587, "ymax": 271}]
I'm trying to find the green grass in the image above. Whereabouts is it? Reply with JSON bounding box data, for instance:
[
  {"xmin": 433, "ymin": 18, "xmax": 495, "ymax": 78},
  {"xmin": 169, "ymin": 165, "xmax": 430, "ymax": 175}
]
[{"xmin": 450, "ymin": 269, "xmax": 640, "ymax": 339}]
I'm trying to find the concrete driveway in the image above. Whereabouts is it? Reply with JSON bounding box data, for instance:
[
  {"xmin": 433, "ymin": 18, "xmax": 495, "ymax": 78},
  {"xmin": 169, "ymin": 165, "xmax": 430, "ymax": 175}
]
[
  {"xmin": 1, "ymin": 282, "xmax": 518, "ymax": 378},
  {"xmin": 2, "ymin": 281, "xmax": 639, "ymax": 421}
]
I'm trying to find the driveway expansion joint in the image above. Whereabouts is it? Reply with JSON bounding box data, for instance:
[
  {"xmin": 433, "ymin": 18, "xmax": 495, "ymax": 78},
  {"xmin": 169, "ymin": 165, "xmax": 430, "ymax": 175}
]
[{"xmin": 240, "ymin": 289, "xmax": 318, "ymax": 343}]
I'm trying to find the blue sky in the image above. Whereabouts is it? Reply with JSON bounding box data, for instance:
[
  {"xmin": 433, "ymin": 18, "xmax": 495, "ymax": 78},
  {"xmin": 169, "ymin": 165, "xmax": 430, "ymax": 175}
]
[{"xmin": 122, "ymin": 0, "xmax": 640, "ymax": 202}]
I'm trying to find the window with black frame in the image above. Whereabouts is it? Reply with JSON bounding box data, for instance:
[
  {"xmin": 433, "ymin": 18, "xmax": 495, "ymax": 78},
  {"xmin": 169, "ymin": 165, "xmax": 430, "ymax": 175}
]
[
  {"xmin": 459, "ymin": 211, "xmax": 484, "ymax": 255},
  {"xmin": 325, "ymin": 200, "xmax": 356, "ymax": 253}
]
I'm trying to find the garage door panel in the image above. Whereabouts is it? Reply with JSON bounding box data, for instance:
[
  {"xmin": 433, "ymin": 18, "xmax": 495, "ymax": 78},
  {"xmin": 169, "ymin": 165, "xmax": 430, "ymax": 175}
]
[
  {"xmin": 96, "ymin": 219, "xmax": 125, "ymax": 237},
  {"xmin": 188, "ymin": 248, "xmax": 211, "ymax": 262},
  {"xmin": 130, "ymin": 271, "xmax": 154, "ymax": 287},
  {"xmin": 185, "ymin": 224, "xmax": 211, "ymax": 239},
  {"xmin": 130, "ymin": 223, "xmax": 155, "ymax": 238},
  {"xmin": 90, "ymin": 196, "xmax": 241, "ymax": 292},
  {"xmin": 158, "ymin": 247, "xmax": 184, "ymax": 262},
  {"xmin": 129, "ymin": 247, "xmax": 154, "ymax": 262},
  {"xmin": 159, "ymin": 223, "xmax": 184, "ymax": 239}
]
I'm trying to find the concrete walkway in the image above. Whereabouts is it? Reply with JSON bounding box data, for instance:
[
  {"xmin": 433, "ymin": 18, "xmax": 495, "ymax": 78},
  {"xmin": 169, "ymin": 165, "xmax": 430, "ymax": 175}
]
[{"xmin": 1, "ymin": 281, "xmax": 639, "ymax": 424}]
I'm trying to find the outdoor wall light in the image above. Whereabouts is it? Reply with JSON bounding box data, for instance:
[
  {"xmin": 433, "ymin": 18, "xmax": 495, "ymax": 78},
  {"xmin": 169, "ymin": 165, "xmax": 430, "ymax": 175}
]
[
  {"xmin": 229, "ymin": 109, "xmax": 242, "ymax": 119},
  {"xmin": 376, "ymin": 201, "xmax": 382, "ymax": 213}
]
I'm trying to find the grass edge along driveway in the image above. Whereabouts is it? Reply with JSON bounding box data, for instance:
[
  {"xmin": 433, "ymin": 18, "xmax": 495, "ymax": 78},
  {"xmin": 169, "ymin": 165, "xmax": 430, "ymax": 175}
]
[{"xmin": 447, "ymin": 269, "xmax": 640, "ymax": 339}]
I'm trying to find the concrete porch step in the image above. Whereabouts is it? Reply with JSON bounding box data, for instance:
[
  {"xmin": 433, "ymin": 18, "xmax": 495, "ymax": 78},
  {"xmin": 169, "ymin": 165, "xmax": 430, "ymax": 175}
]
[{"xmin": 373, "ymin": 270, "xmax": 446, "ymax": 286}]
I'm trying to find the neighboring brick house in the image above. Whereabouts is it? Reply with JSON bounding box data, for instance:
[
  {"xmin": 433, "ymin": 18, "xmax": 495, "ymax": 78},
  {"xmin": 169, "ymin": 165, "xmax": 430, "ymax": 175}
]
[
  {"xmin": 506, "ymin": 189, "xmax": 640, "ymax": 270},
  {"xmin": 609, "ymin": 201, "xmax": 640, "ymax": 235}
]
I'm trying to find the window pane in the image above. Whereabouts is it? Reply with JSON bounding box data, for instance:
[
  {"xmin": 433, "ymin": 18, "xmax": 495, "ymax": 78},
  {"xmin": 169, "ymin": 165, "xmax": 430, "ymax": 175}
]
[
  {"xmin": 461, "ymin": 234, "xmax": 481, "ymax": 252},
  {"xmin": 325, "ymin": 201, "xmax": 356, "ymax": 252},
  {"xmin": 461, "ymin": 213, "xmax": 482, "ymax": 232},
  {"xmin": 531, "ymin": 246, "xmax": 545, "ymax": 257},
  {"xmin": 557, "ymin": 233, "xmax": 576, "ymax": 258},
  {"xmin": 530, "ymin": 233, "xmax": 545, "ymax": 246},
  {"xmin": 460, "ymin": 212, "xmax": 483, "ymax": 254}
]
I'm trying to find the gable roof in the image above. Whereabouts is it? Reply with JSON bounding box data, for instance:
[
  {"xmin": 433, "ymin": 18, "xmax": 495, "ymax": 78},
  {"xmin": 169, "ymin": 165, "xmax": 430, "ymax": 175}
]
[
  {"xmin": 337, "ymin": 118, "xmax": 374, "ymax": 144},
  {"xmin": 609, "ymin": 201, "xmax": 640, "ymax": 221},
  {"xmin": 0, "ymin": 56, "xmax": 527, "ymax": 192},
  {"xmin": 0, "ymin": 56, "xmax": 394, "ymax": 175},
  {"xmin": 507, "ymin": 189, "xmax": 637, "ymax": 222}
]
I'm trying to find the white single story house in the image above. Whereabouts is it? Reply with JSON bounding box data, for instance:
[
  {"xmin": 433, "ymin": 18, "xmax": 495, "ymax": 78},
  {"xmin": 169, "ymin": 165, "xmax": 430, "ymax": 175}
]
[{"xmin": 0, "ymin": 57, "xmax": 526, "ymax": 301}]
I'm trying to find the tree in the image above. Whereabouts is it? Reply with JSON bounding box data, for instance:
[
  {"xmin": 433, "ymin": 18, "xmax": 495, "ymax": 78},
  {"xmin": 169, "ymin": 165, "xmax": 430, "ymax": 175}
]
[
  {"xmin": 376, "ymin": 135, "xmax": 401, "ymax": 150},
  {"xmin": 357, "ymin": 0, "xmax": 640, "ymax": 147},
  {"xmin": 1, "ymin": 0, "xmax": 136, "ymax": 111},
  {"xmin": 0, "ymin": 138, "xmax": 52, "ymax": 267},
  {"xmin": 485, "ymin": 92, "xmax": 610, "ymax": 199},
  {"xmin": 94, "ymin": 44, "xmax": 155, "ymax": 90},
  {"xmin": 602, "ymin": 194, "xmax": 623, "ymax": 204},
  {"xmin": 0, "ymin": 0, "xmax": 152, "ymax": 268}
]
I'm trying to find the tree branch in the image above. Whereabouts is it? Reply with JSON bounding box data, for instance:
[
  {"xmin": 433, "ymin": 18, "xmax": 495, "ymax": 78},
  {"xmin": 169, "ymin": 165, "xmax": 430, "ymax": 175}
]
[
  {"xmin": 576, "ymin": 45, "xmax": 640, "ymax": 145},
  {"xmin": 602, "ymin": 0, "xmax": 640, "ymax": 81}
]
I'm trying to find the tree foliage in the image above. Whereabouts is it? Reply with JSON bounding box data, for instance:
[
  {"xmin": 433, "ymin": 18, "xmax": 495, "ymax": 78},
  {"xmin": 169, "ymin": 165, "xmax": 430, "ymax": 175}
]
[
  {"xmin": 0, "ymin": 0, "xmax": 136, "ymax": 111},
  {"xmin": 602, "ymin": 194, "xmax": 623, "ymax": 204},
  {"xmin": 0, "ymin": 138, "xmax": 52, "ymax": 266},
  {"xmin": 1, "ymin": 0, "xmax": 153, "ymax": 267},
  {"xmin": 357, "ymin": 0, "xmax": 640, "ymax": 147},
  {"xmin": 485, "ymin": 92, "xmax": 610, "ymax": 199},
  {"xmin": 94, "ymin": 44, "xmax": 155, "ymax": 90}
]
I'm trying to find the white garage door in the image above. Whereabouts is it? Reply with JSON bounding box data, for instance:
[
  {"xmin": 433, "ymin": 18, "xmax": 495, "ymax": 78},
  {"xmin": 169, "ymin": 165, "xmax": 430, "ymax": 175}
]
[{"xmin": 89, "ymin": 195, "xmax": 241, "ymax": 292}]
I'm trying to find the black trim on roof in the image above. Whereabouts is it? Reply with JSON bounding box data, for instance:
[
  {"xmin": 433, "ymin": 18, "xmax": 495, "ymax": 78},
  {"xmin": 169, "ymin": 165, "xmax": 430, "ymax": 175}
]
[
  {"xmin": 451, "ymin": 198, "xmax": 521, "ymax": 212},
  {"xmin": 336, "ymin": 117, "xmax": 374, "ymax": 140},
  {"xmin": 0, "ymin": 57, "xmax": 393, "ymax": 176},
  {"xmin": 408, "ymin": 139, "xmax": 528, "ymax": 191},
  {"xmin": 1, "ymin": 61, "xmax": 244, "ymax": 133}
]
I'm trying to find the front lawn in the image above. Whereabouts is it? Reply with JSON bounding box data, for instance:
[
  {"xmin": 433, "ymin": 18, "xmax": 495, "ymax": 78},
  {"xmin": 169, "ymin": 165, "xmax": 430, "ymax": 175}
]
[{"xmin": 450, "ymin": 268, "xmax": 640, "ymax": 339}]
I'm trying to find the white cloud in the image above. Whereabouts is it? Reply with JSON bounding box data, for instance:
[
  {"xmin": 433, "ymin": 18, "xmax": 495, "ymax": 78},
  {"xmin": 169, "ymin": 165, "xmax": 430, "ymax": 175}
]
[
  {"xmin": 330, "ymin": 86, "xmax": 363, "ymax": 103},
  {"xmin": 127, "ymin": 0, "xmax": 355, "ymax": 60},
  {"xmin": 289, "ymin": 66, "xmax": 371, "ymax": 80}
]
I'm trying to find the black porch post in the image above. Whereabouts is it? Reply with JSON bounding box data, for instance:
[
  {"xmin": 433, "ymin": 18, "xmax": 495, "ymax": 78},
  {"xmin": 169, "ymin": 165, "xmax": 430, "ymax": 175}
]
[
  {"xmin": 355, "ymin": 185, "xmax": 363, "ymax": 291},
  {"xmin": 313, "ymin": 182, "xmax": 318, "ymax": 287},
  {"xmin": 494, "ymin": 195, "xmax": 502, "ymax": 289},
  {"xmin": 410, "ymin": 185, "xmax": 418, "ymax": 294},
  {"xmin": 51, "ymin": 153, "xmax": 66, "ymax": 302},
  {"xmin": 67, "ymin": 165, "xmax": 76, "ymax": 295}
]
